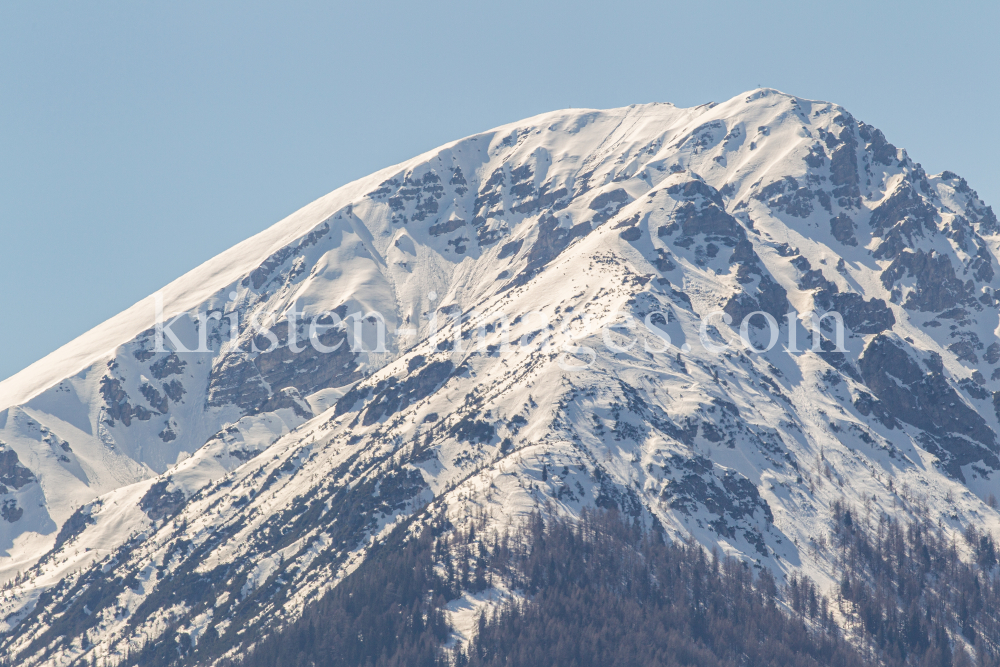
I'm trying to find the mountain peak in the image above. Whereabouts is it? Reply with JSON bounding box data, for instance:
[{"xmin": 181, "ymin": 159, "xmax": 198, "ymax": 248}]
[{"xmin": 2, "ymin": 90, "xmax": 1000, "ymax": 666}]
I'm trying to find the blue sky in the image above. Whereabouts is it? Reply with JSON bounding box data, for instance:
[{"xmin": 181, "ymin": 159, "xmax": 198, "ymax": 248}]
[{"xmin": 1, "ymin": 1, "xmax": 997, "ymax": 382}]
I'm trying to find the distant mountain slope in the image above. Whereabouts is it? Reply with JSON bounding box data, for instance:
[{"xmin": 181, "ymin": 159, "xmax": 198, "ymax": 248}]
[{"xmin": 2, "ymin": 88, "xmax": 1000, "ymax": 666}]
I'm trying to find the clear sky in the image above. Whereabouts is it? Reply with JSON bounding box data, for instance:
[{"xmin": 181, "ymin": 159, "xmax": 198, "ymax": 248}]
[{"xmin": 1, "ymin": 1, "xmax": 997, "ymax": 383}]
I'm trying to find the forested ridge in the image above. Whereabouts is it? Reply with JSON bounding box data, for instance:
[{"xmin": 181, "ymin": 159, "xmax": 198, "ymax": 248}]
[
  {"xmin": 22, "ymin": 503, "xmax": 1000, "ymax": 667},
  {"xmin": 458, "ymin": 510, "xmax": 859, "ymax": 667},
  {"xmin": 825, "ymin": 500, "xmax": 1000, "ymax": 667},
  {"xmin": 206, "ymin": 503, "xmax": 1000, "ymax": 667}
]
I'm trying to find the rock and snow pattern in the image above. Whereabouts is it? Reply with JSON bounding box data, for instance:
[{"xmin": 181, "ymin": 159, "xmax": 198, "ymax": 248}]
[{"xmin": 2, "ymin": 87, "xmax": 1000, "ymax": 665}]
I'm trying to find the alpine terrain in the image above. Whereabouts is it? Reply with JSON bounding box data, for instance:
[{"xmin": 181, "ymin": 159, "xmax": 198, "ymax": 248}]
[{"xmin": 2, "ymin": 88, "xmax": 1000, "ymax": 666}]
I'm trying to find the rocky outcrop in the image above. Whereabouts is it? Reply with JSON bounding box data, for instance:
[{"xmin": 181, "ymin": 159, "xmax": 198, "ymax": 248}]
[
  {"xmin": 589, "ymin": 188, "xmax": 631, "ymax": 223},
  {"xmin": 99, "ymin": 376, "xmax": 153, "ymax": 427},
  {"xmin": 659, "ymin": 454, "xmax": 773, "ymax": 555},
  {"xmin": 139, "ymin": 480, "xmax": 186, "ymax": 522},
  {"xmin": 150, "ymin": 352, "xmax": 186, "ymax": 379},
  {"xmin": 1, "ymin": 499, "xmax": 22, "ymax": 523},
  {"xmin": 879, "ymin": 249, "xmax": 973, "ymax": 312},
  {"xmin": 724, "ymin": 238, "xmax": 790, "ymax": 325},
  {"xmin": 859, "ymin": 334, "xmax": 999, "ymax": 479},
  {"xmin": 360, "ymin": 359, "xmax": 455, "ymax": 426},
  {"xmin": 824, "ymin": 114, "xmax": 861, "ymax": 209},
  {"xmin": 829, "ymin": 213, "xmax": 858, "ymax": 245},
  {"xmin": 0, "ymin": 447, "xmax": 35, "ymax": 493},
  {"xmin": 51, "ymin": 504, "xmax": 97, "ymax": 552},
  {"xmin": 507, "ymin": 213, "xmax": 591, "ymax": 287},
  {"xmin": 754, "ymin": 176, "xmax": 816, "ymax": 218},
  {"xmin": 206, "ymin": 316, "xmax": 361, "ymax": 415},
  {"xmin": 870, "ymin": 181, "xmax": 935, "ymax": 261},
  {"xmin": 794, "ymin": 258, "xmax": 895, "ymax": 334}
]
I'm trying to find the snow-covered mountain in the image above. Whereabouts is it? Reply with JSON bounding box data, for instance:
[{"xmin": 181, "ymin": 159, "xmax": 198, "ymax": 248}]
[{"xmin": 2, "ymin": 88, "xmax": 1000, "ymax": 666}]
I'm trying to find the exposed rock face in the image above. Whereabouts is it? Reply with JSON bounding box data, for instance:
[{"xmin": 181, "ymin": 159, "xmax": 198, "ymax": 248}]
[
  {"xmin": 50, "ymin": 504, "xmax": 96, "ymax": 552},
  {"xmin": 662, "ymin": 179, "xmax": 743, "ymax": 240},
  {"xmin": 821, "ymin": 291, "xmax": 895, "ymax": 334},
  {"xmin": 754, "ymin": 176, "xmax": 816, "ymax": 218},
  {"xmin": 1, "ymin": 499, "xmax": 22, "ymax": 523},
  {"xmin": 723, "ymin": 238, "xmax": 789, "ymax": 325},
  {"xmin": 99, "ymin": 376, "xmax": 153, "ymax": 426},
  {"xmin": 659, "ymin": 455, "xmax": 773, "ymax": 555},
  {"xmin": 870, "ymin": 181, "xmax": 935, "ymax": 258},
  {"xmin": 0, "ymin": 447, "xmax": 35, "ymax": 493},
  {"xmin": 138, "ymin": 480, "xmax": 185, "ymax": 522},
  {"xmin": 252, "ymin": 322, "xmax": 361, "ymax": 406},
  {"xmin": 589, "ymin": 188, "xmax": 631, "ymax": 222},
  {"xmin": 881, "ymin": 250, "xmax": 974, "ymax": 312},
  {"xmin": 830, "ymin": 213, "xmax": 858, "ymax": 245},
  {"xmin": 242, "ymin": 221, "xmax": 331, "ymax": 289},
  {"xmin": 205, "ymin": 352, "xmax": 271, "ymax": 412},
  {"xmin": 859, "ymin": 335, "xmax": 1000, "ymax": 479},
  {"xmin": 149, "ymin": 353, "xmax": 186, "ymax": 379},
  {"xmin": 428, "ymin": 217, "xmax": 466, "ymax": 237},
  {"xmin": 507, "ymin": 213, "xmax": 591, "ymax": 286},
  {"xmin": 139, "ymin": 383, "xmax": 168, "ymax": 414},
  {"xmin": 204, "ymin": 314, "xmax": 363, "ymax": 414},
  {"xmin": 826, "ymin": 114, "xmax": 862, "ymax": 209},
  {"xmin": 359, "ymin": 359, "xmax": 455, "ymax": 426},
  {"xmin": 796, "ymin": 259, "xmax": 896, "ymax": 334}
]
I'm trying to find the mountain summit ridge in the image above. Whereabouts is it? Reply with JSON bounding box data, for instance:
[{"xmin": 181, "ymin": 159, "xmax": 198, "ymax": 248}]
[{"xmin": 2, "ymin": 88, "xmax": 1000, "ymax": 665}]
